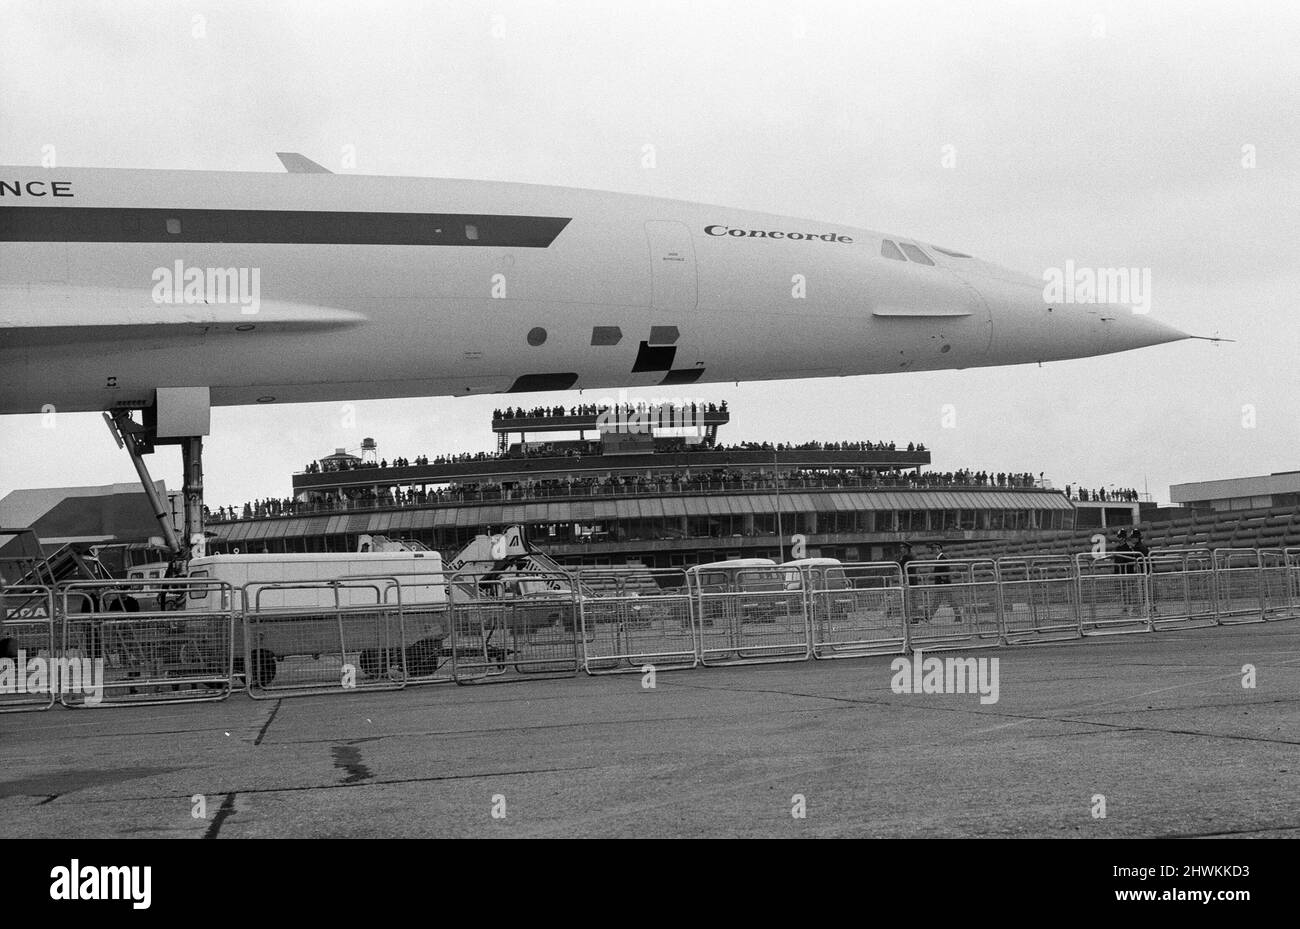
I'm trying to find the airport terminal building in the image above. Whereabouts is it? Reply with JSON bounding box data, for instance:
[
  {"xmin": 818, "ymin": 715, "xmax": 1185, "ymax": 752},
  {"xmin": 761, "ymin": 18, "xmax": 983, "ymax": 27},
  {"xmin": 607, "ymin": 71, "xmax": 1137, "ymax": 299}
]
[
  {"xmin": 1170, "ymin": 471, "xmax": 1300, "ymax": 513},
  {"xmin": 204, "ymin": 403, "xmax": 1079, "ymax": 567}
]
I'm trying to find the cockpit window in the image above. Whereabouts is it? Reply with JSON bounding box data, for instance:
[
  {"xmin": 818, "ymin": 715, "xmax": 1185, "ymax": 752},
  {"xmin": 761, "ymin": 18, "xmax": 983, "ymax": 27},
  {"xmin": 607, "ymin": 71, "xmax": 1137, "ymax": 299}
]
[
  {"xmin": 899, "ymin": 243, "xmax": 935, "ymax": 266},
  {"xmin": 880, "ymin": 239, "xmax": 906, "ymax": 261},
  {"xmin": 931, "ymin": 245, "xmax": 971, "ymax": 258}
]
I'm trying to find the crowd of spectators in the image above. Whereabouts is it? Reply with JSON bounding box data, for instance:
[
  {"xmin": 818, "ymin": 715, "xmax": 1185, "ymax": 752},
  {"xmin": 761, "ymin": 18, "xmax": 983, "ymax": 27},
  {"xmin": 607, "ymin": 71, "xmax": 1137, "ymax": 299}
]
[
  {"xmin": 1064, "ymin": 486, "xmax": 1141, "ymax": 502},
  {"xmin": 209, "ymin": 466, "xmax": 1045, "ymax": 523},
  {"xmin": 301, "ymin": 435, "xmax": 928, "ymax": 474},
  {"xmin": 494, "ymin": 401, "xmax": 728, "ymax": 420},
  {"xmin": 207, "ymin": 498, "xmax": 297, "ymax": 521},
  {"xmin": 714, "ymin": 440, "xmax": 924, "ymax": 452},
  {"xmin": 304, "ymin": 451, "xmax": 499, "ymax": 473}
]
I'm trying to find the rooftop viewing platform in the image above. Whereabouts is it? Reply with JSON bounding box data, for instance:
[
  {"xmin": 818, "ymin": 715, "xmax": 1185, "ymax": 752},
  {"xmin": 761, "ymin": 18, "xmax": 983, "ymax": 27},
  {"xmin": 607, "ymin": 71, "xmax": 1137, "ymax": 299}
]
[
  {"xmin": 218, "ymin": 467, "xmax": 1054, "ymax": 524},
  {"xmin": 292, "ymin": 440, "xmax": 933, "ymax": 492},
  {"xmin": 491, "ymin": 401, "xmax": 731, "ymax": 434},
  {"xmin": 490, "ymin": 400, "xmax": 731, "ymax": 451}
]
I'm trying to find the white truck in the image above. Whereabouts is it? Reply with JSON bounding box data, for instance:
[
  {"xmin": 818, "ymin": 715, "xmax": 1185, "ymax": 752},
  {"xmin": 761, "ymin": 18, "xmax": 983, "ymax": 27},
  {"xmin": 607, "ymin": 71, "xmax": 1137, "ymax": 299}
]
[{"xmin": 184, "ymin": 543, "xmax": 449, "ymax": 684}]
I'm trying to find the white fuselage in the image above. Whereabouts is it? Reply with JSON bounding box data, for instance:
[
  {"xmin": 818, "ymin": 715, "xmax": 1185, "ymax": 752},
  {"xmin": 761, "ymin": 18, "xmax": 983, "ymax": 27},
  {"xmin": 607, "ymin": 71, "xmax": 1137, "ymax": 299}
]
[{"xmin": 0, "ymin": 166, "xmax": 1186, "ymax": 414}]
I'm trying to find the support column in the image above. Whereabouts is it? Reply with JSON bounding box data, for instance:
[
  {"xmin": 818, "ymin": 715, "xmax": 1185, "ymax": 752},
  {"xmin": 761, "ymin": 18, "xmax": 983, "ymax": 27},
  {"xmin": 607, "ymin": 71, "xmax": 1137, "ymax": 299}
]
[
  {"xmin": 106, "ymin": 411, "xmax": 182, "ymax": 556},
  {"xmin": 182, "ymin": 436, "xmax": 205, "ymax": 559}
]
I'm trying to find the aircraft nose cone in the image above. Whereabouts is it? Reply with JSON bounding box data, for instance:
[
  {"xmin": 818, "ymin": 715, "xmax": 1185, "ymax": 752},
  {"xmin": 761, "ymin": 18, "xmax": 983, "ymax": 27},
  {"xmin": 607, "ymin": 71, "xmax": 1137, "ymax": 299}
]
[{"xmin": 1104, "ymin": 311, "xmax": 1189, "ymax": 351}]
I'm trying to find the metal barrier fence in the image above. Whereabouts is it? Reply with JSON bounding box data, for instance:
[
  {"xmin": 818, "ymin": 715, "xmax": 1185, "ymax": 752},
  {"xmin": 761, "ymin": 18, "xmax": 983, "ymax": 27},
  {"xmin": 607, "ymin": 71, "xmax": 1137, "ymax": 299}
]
[
  {"xmin": 903, "ymin": 559, "xmax": 1003, "ymax": 650},
  {"xmin": 1146, "ymin": 549, "xmax": 1218, "ymax": 630},
  {"xmin": 449, "ymin": 569, "xmax": 580, "ymax": 683},
  {"xmin": 243, "ymin": 576, "xmax": 407, "ymax": 698},
  {"xmin": 1259, "ymin": 549, "xmax": 1293, "ymax": 620},
  {"xmin": 58, "ymin": 579, "xmax": 235, "ymax": 707},
  {"xmin": 997, "ymin": 557, "xmax": 1082, "ymax": 644},
  {"xmin": 805, "ymin": 562, "xmax": 907, "ymax": 659},
  {"xmin": 1076, "ymin": 553, "xmax": 1153, "ymax": 635},
  {"xmin": 1288, "ymin": 548, "xmax": 1300, "ymax": 618},
  {"xmin": 327, "ymin": 569, "xmax": 456, "ymax": 686},
  {"xmin": 1213, "ymin": 548, "xmax": 1270, "ymax": 624},
  {"xmin": 1, "ymin": 584, "xmax": 57, "ymax": 712},
  {"xmin": 694, "ymin": 566, "xmax": 810, "ymax": 666},
  {"xmin": 575, "ymin": 568, "xmax": 698, "ymax": 674},
  {"xmin": 7, "ymin": 545, "xmax": 1300, "ymax": 709}
]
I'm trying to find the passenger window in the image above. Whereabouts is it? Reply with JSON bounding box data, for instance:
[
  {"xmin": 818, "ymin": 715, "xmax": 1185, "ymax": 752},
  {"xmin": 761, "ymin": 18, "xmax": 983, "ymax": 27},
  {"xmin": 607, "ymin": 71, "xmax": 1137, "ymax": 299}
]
[
  {"xmin": 899, "ymin": 243, "xmax": 935, "ymax": 266},
  {"xmin": 880, "ymin": 240, "xmax": 906, "ymax": 261}
]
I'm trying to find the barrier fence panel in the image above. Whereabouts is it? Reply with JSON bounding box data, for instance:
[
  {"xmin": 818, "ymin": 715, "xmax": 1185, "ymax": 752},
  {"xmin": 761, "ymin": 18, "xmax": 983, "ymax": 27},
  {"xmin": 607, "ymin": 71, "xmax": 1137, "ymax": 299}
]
[
  {"xmin": 1259, "ymin": 549, "xmax": 1293, "ymax": 620},
  {"xmin": 903, "ymin": 559, "xmax": 1003, "ymax": 650},
  {"xmin": 1146, "ymin": 549, "xmax": 1218, "ymax": 630},
  {"xmin": 1213, "ymin": 549, "xmax": 1267, "ymax": 624},
  {"xmin": 328, "ymin": 569, "xmax": 456, "ymax": 686},
  {"xmin": 449, "ymin": 569, "xmax": 580, "ymax": 683},
  {"xmin": 395, "ymin": 603, "xmax": 456, "ymax": 683},
  {"xmin": 996, "ymin": 557, "xmax": 1082, "ymax": 644},
  {"xmin": 1, "ymin": 584, "xmax": 56, "ymax": 712},
  {"xmin": 807, "ymin": 562, "xmax": 907, "ymax": 658},
  {"xmin": 695, "ymin": 565, "xmax": 810, "ymax": 666},
  {"xmin": 1076, "ymin": 553, "xmax": 1152, "ymax": 635},
  {"xmin": 244, "ymin": 576, "xmax": 407, "ymax": 698},
  {"xmin": 575, "ymin": 568, "xmax": 698, "ymax": 674},
  {"xmin": 58, "ymin": 579, "xmax": 235, "ymax": 707},
  {"xmin": 1287, "ymin": 548, "xmax": 1300, "ymax": 619}
]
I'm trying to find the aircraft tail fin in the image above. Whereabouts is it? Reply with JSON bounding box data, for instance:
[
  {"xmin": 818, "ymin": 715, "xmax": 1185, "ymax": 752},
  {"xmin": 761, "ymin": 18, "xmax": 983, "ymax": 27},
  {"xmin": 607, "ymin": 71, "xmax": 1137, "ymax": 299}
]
[{"xmin": 275, "ymin": 152, "xmax": 332, "ymax": 174}]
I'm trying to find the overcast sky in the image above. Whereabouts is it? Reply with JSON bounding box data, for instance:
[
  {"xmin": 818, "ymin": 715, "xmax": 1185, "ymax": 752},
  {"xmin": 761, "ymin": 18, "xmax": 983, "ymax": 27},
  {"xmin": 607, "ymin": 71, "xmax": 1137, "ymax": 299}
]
[{"xmin": 2, "ymin": 0, "xmax": 1297, "ymax": 509}]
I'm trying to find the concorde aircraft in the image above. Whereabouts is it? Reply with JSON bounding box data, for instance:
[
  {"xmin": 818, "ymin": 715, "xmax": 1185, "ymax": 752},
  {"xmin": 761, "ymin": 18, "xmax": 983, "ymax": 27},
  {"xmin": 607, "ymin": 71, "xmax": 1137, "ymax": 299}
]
[
  {"xmin": 0, "ymin": 153, "xmax": 1188, "ymax": 414},
  {"xmin": 0, "ymin": 154, "xmax": 1189, "ymax": 552}
]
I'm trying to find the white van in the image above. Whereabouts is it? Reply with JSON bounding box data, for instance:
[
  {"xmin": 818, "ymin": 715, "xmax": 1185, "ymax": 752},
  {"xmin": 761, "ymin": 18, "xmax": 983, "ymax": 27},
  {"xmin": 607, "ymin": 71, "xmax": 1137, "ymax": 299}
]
[
  {"xmin": 184, "ymin": 550, "xmax": 450, "ymax": 684},
  {"xmin": 686, "ymin": 558, "xmax": 779, "ymax": 593},
  {"xmin": 779, "ymin": 557, "xmax": 848, "ymax": 591},
  {"xmin": 686, "ymin": 558, "xmax": 794, "ymax": 625}
]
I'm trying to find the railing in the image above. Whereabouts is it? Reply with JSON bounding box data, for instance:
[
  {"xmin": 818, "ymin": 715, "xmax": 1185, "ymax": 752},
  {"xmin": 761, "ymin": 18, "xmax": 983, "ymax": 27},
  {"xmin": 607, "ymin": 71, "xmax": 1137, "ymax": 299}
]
[
  {"xmin": 211, "ymin": 475, "xmax": 1057, "ymax": 523},
  {"xmin": 293, "ymin": 443, "xmax": 923, "ymax": 478},
  {"xmin": 4, "ymin": 546, "xmax": 1292, "ymax": 710}
]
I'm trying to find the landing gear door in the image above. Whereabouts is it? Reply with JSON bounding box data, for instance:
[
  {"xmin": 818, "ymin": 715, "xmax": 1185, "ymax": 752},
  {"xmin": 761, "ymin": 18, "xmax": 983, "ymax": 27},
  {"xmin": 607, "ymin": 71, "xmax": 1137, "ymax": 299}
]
[{"xmin": 645, "ymin": 221, "xmax": 698, "ymax": 312}]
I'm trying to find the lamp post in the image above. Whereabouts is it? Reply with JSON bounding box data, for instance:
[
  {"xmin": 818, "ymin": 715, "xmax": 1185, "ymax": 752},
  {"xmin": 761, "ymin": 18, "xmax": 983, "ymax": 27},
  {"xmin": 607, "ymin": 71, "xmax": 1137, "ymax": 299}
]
[{"xmin": 773, "ymin": 448, "xmax": 784, "ymax": 562}]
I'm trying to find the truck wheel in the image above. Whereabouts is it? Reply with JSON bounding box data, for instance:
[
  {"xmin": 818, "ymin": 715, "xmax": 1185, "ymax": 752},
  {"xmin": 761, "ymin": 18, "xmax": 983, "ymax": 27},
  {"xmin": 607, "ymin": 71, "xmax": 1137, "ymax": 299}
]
[
  {"xmin": 404, "ymin": 638, "xmax": 442, "ymax": 676},
  {"xmin": 358, "ymin": 648, "xmax": 384, "ymax": 677},
  {"xmin": 249, "ymin": 648, "xmax": 277, "ymax": 687}
]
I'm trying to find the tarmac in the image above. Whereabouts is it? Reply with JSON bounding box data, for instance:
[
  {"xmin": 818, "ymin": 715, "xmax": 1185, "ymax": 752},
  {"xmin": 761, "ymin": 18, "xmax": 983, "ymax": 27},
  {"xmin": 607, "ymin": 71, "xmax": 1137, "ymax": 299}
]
[{"xmin": 2, "ymin": 620, "xmax": 1297, "ymax": 838}]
